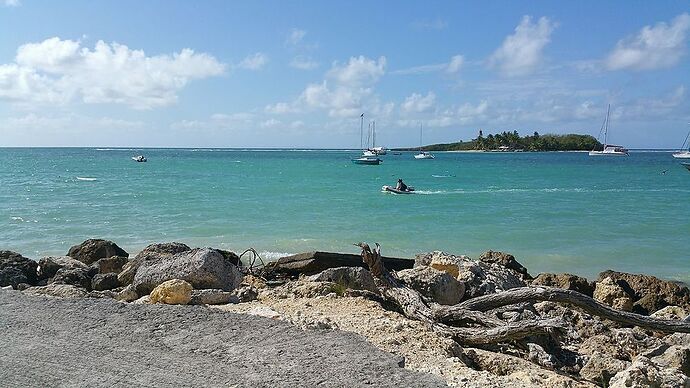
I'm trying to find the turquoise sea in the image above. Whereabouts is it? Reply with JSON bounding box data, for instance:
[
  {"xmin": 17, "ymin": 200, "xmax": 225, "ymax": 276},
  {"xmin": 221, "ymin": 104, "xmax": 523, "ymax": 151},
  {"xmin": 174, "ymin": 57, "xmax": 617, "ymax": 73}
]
[{"xmin": 1, "ymin": 148, "xmax": 689, "ymax": 281}]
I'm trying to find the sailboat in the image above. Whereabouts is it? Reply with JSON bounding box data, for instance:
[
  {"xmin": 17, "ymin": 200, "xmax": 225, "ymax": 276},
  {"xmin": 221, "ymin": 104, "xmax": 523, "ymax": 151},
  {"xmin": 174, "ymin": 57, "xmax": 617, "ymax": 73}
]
[
  {"xmin": 589, "ymin": 104, "xmax": 629, "ymax": 156},
  {"xmin": 414, "ymin": 123, "xmax": 434, "ymax": 159},
  {"xmin": 352, "ymin": 114, "xmax": 382, "ymax": 165},
  {"xmin": 672, "ymin": 126, "xmax": 690, "ymax": 159}
]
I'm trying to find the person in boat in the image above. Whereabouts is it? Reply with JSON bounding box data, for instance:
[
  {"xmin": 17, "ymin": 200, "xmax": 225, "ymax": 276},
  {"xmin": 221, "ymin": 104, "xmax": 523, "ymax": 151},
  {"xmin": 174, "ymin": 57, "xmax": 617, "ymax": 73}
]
[{"xmin": 396, "ymin": 178, "xmax": 408, "ymax": 191}]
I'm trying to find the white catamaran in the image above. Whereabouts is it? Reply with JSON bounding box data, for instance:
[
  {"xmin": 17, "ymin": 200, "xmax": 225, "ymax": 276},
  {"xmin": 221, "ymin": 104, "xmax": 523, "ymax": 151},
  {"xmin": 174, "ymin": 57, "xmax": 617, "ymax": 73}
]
[
  {"xmin": 672, "ymin": 126, "xmax": 690, "ymax": 159},
  {"xmin": 589, "ymin": 104, "xmax": 629, "ymax": 157},
  {"xmin": 414, "ymin": 123, "xmax": 434, "ymax": 159}
]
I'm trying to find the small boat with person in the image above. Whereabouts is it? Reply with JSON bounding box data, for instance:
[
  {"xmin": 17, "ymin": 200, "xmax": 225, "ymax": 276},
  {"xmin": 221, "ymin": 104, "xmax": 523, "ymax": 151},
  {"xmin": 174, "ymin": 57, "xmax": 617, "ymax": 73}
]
[
  {"xmin": 382, "ymin": 178, "xmax": 414, "ymax": 194},
  {"xmin": 132, "ymin": 155, "xmax": 147, "ymax": 162},
  {"xmin": 589, "ymin": 104, "xmax": 628, "ymax": 156}
]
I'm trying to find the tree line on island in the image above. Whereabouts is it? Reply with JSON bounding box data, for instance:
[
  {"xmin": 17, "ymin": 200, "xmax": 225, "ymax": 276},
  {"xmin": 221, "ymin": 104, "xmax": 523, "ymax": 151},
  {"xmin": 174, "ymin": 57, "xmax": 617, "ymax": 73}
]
[{"xmin": 395, "ymin": 130, "xmax": 602, "ymax": 152}]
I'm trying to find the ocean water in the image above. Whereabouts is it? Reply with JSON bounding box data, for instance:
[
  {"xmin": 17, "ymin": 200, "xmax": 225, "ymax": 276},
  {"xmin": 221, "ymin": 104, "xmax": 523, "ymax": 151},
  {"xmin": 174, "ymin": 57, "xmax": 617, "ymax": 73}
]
[{"xmin": 1, "ymin": 148, "xmax": 689, "ymax": 281}]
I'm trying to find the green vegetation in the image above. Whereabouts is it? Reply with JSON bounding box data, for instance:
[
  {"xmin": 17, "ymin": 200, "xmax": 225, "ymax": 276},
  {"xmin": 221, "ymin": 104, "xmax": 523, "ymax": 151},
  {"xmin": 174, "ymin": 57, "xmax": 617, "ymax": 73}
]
[{"xmin": 395, "ymin": 131, "xmax": 602, "ymax": 152}]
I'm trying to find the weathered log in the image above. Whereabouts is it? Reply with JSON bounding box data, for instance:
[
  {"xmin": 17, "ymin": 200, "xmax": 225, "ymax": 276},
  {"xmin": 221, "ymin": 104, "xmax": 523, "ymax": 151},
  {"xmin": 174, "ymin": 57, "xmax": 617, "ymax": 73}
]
[
  {"xmin": 445, "ymin": 318, "xmax": 564, "ymax": 346},
  {"xmin": 438, "ymin": 286, "xmax": 690, "ymax": 333}
]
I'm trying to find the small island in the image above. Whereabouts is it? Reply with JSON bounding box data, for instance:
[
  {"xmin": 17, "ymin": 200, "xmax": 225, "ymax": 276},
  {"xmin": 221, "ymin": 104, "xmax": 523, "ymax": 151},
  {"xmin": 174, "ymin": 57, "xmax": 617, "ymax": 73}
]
[{"xmin": 395, "ymin": 130, "xmax": 602, "ymax": 152}]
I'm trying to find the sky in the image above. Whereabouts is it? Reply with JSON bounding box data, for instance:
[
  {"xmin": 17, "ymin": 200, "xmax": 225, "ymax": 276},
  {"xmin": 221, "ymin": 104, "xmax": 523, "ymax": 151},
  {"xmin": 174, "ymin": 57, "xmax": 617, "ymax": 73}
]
[{"xmin": 0, "ymin": 1, "xmax": 689, "ymax": 148}]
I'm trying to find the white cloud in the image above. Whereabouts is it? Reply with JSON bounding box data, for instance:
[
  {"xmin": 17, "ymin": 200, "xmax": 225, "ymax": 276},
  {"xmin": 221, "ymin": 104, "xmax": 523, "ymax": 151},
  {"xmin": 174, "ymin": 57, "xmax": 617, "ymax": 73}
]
[
  {"xmin": 606, "ymin": 13, "xmax": 690, "ymax": 71},
  {"xmin": 237, "ymin": 52, "xmax": 268, "ymax": 70},
  {"xmin": 0, "ymin": 37, "xmax": 225, "ymax": 109},
  {"xmin": 290, "ymin": 55, "xmax": 319, "ymax": 70},
  {"xmin": 401, "ymin": 92, "xmax": 436, "ymax": 114},
  {"xmin": 3, "ymin": 0, "xmax": 20, "ymax": 7},
  {"xmin": 1, "ymin": 113, "xmax": 144, "ymax": 132},
  {"xmin": 171, "ymin": 112, "xmax": 254, "ymax": 131},
  {"xmin": 391, "ymin": 54, "xmax": 463, "ymax": 75},
  {"xmin": 260, "ymin": 118, "xmax": 282, "ymax": 128},
  {"xmin": 265, "ymin": 102, "xmax": 296, "ymax": 114},
  {"xmin": 286, "ymin": 29, "xmax": 307, "ymax": 46},
  {"xmin": 327, "ymin": 55, "xmax": 386, "ymax": 86},
  {"xmin": 489, "ymin": 16, "xmax": 557, "ymax": 76}
]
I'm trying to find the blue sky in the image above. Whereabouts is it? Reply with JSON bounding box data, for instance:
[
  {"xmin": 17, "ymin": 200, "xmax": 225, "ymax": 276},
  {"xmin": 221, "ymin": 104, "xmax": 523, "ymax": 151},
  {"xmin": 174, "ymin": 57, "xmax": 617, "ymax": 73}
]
[{"xmin": 0, "ymin": 1, "xmax": 689, "ymax": 148}]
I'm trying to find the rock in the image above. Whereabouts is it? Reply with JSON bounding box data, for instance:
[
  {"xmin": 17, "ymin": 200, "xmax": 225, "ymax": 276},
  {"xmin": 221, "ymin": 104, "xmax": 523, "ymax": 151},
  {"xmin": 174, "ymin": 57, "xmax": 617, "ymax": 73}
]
[
  {"xmin": 531, "ymin": 273, "xmax": 595, "ymax": 297},
  {"xmin": 149, "ymin": 279, "xmax": 192, "ymax": 305},
  {"xmin": 580, "ymin": 328, "xmax": 663, "ymax": 361},
  {"xmin": 633, "ymin": 294, "xmax": 669, "ymax": 316},
  {"xmin": 189, "ymin": 289, "xmax": 235, "ymax": 305},
  {"xmin": 51, "ymin": 267, "xmax": 92, "ymax": 290},
  {"xmin": 478, "ymin": 250, "xmax": 532, "ymax": 280},
  {"xmin": 87, "ymin": 290, "xmax": 118, "ymax": 299},
  {"xmin": 246, "ymin": 306, "xmax": 281, "ymax": 319},
  {"xmin": 133, "ymin": 248, "xmax": 242, "ymax": 296},
  {"xmin": 231, "ymin": 285, "xmax": 259, "ymax": 303},
  {"xmin": 598, "ymin": 270, "xmax": 690, "ymax": 314},
  {"xmin": 91, "ymin": 273, "xmax": 119, "ymax": 291},
  {"xmin": 608, "ymin": 355, "xmax": 689, "ymax": 388},
  {"xmin": 115, "ymin": 284, "xmax": 139, "ymax": 302},
  {"xmin": 308, "ymin": 267, "xmax": 378, "ymax": 293},
  {"xmin": 24, "ymin": 283, "xmax": 88, "ymax": 298},
  {"xmin": 580, "ymin": 351, "xmax": 630, "ymax": 385},
  {"xmin": 0, "ymin": 251, "xmax": 38, "ymax": 288},
  {"xmin": 397, "ymin": 266, "xmax": 465, "ymax": 305},
  {"xmin": 651, "ymin": 306, "xmax": 687, "ymax": 321},
  {"xmin": 37, "ymin": 256, "xmax": 88, "ymax": 280},
  {"xmin": 133, "ymin": 295, "xmax": 151, "ymax": 304},
  {"xmin": 118, "ymin": 242, "xmax": 191, "ymax": 286},
  {"xmin": 458, "ymin": 260, "xmax": 526, "ymax": 298},
  {"xmin": 651, "ymin": 345, "xmax": 690, "ymax": 376},
  {"xmin": 526, "ymin": 343, "xmax": 558, "ymax": 369},
  {"xmin": 91, "ymin": 256, "xmax": 128, "ymax": 274},
  {"xmin": 593, "ymin": 277, "xmax": 633, "ymax": 312},
  {"xmin": 272, "ymin": 251, "xmax": 413, "ymax": 276},
  {"xmin": 67, "ymin": 239, "xmax": 128, "ymax": 265},
  {"xmin": 414, "ymin": 251, "xmax": 469, "ymax": 278}
]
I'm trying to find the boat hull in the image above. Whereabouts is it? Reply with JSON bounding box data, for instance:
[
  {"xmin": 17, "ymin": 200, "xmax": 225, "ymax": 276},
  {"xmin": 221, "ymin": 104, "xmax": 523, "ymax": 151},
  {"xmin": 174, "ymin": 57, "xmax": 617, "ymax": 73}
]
[
  {"xmin": 382, "ymin": 185, "xmax": 414, "ymax": 194},
  {"xmin": 352, "ymin": 157, "xmax": 382, "ymax": 165},
  {"xmin": 672, "ymin": 152, "xmax": 690, "ymax": 159},
  {"xmin": 414, "ymin": 153, "xmax": 434, "ymax": 159},
  {"xmin": 588, "ymin": 151, "xmax": 628, "ymax": 156}
]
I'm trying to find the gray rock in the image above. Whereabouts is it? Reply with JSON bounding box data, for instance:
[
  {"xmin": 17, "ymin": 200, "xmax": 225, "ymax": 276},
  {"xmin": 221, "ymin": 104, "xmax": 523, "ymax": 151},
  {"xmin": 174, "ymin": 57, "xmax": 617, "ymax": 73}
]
[
  {"xmin": 52, "ymin": 267, "xmax": 93, "ymax": 290},
  {"xmin": 118, "ymin": 242, "xmax": 191, "ymax": 286},
  {"xmin": 580, "ymin": 351, "xmax": 630, "ymax": 386},
  {"xmin": 0, "ymin": 251, "xmax": 38, "ymax": 288},
  {"xmin": 132, "ymin": 248, "xmax": 242, "ymax": 296},
  {"xmin": 414, "ymin": 251, "xmax": 470, "ymax": 279},
  {"xmin": 189, "ymin": 289, "xmax": 236, "ymax": 305},
  {"xmin": 91, "ymin": 273, "xmax": 119, "ymax": 291},
  {"xmin": 308, "ymin": 267, "xmax": 378, "ymax": 293},
  {"xmin": 37, "ymin": 256, "xmax": 89, "ymax": 280},
  {"xmin": 478, "ymin": 250, "xmax": 532, "ymax": 280},
  {"xmin": 91, "ymin": 256, "xmax": 128, "ymax": 274},
  {"xmin": 231, "ymin": 285, "xmax": 259, "ymax": 303},
  {"xmin": 650, "ymin": 345, "xmax": 690, "ymax": 376},
  {"xmin": 457, "ymin": 259, "xmax": 526, "ymax": 298},
  {"xmin": 608, "ymin": 355, "xmax": 690, "ymax": 388},
  {"xmin": 115, "ymin": 284, "xmax": 138, "ymax": 302},
  {"xmin": 24, "ymin": 283, "xmax": 88, "ymax": 298},
  {"xmin": 397, "ymin": 266, "xmax": 465, "ymax": 305},
  {"xmin": 67, "ymin": 239, "xmax": 129, "ymax": 265},
  {"xmin": 531, "ymin": 273, "xmax": 594, "ymax": 297},
  {"xmin": 598, "ymin": 270, "xmax": 690, "ymax": 315},
  {"xmin": 593, "ymin": 277, "xmax": 633, "ymax": 312}
]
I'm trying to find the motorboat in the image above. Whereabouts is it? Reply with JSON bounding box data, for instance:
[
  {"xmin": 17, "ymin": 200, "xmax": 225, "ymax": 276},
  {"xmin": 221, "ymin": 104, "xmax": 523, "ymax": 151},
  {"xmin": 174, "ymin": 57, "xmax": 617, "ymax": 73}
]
[
  {"xmin": 382, "ymin": 185, "xmax": 415, "ymax": 194},
  {"xmin": 132, "ymin": 155, "xmax": 147, "ymax": 162},
  {"xmin": 352, "ymin": 156, "xmax": 382, "ymax": 165},
  {"xmin": 589, "ymin": 104, "xmax": 629, "ymax": 156}
]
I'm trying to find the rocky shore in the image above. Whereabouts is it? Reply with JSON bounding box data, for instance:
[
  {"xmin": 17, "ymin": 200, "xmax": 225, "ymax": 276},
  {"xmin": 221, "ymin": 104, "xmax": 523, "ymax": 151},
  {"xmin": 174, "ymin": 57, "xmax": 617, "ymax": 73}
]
[{"xmin": 3, "ymin": 239, "xmax": 690, "ymax": 387}]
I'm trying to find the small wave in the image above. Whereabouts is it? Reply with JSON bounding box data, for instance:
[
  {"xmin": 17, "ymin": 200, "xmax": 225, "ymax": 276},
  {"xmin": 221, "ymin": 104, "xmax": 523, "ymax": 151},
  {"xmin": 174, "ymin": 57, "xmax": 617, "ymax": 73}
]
[
  {"xmin": 76, "ymin": 177, "xmax": 97, "ymax": 181},
  {"xmin": 10, "ymin": 216, "xmax": 23, "ymax": 222},
  {"xmin": 95, "ymin": 148, "xmax": 138, "ymax": 151},
  {"xmin": 432, "ymin": 174, "xmax": 455, "ymax": 178},
  {"xmin": 256, "ymin": 251, "xmax": 293, "ymax": 261}
]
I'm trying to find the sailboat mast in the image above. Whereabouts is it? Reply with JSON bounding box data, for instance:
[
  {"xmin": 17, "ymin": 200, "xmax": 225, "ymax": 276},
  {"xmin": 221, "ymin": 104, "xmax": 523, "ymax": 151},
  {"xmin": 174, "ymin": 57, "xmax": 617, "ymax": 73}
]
[
  {"xmin": 604, "ymin": 104, "xmax": 610, "ymax": 147},
  {"xmin": 372, "ymin": 121, "xmax": 376, "ymax": 148},
  {"xmin": 419, "ymin": 123, "xmax": 423, "ymax": 152},
  {"xmin": 359, "ymin": 113, "xmax": 364, "ymax": 150}
]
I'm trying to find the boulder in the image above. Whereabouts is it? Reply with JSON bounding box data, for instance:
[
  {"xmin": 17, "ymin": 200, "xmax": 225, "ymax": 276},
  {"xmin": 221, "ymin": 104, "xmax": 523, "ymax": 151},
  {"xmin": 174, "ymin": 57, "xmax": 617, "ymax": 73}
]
[
  {"xmin": 580, "ymin": 351, "xmax": 630, "ymax": 385},
  {"xmin": 91, "ymin": 273, "xmax": 119, "ymax": 291},
  {"xmin": 457, "ymin": 260, "xmax": 526, "ymax": 298},
  {"xmin": 531, "ymin": 273, "xmax": 595, "ymax": 297},
  {"xmin": 189, "ymin": 289, "xmax": 235, "ymax": 305},
  {"xmin": 118, "ymin": 242, "xmax": 191, "ymax": 286},
  {"xmin": 67, "ymin": 239, "xmax": 128, "ymax": 265},
  {"xmin": 608, "ymin": 355, "xmax": 689, "ymax": 388},
  {"xmin": 51, "ymin": 267, "xmax": 92, "ymax": 290},
  {"xmin": 272, "ymin": 251, "xmax": 413, "ymax": 276},
  {"xmin": 397, "ymin": 266, "xmax": 465, "ymax": 305},
  {"xmin": 308, "ymin": 267, "xmax": 378, "ymax": 293},
  {"xmin": 593, "ymin": 277, "xmax": 633, "ymax": 312},
  {"xmin": 37, "ymin": 256, "xmax": 89, "ymax": 280},
  {"xmin": 478, "ymin": 250, "xmax": 532, "ymax": 280},
  {"xmin": 91, "ymin": 256, "xmax": 128, "ymax": 274},
  {"xmin": 24, "ymin": 283, "xmax": 88, "ymax": 298},
  {"xmin": 414, "ymin": 251, "xmax": 471, "ymax": 279},
  {"xmin": 149, "ymin": 279, "xmax": 192, "ymax": 305},
  {"xmin": 650, "ymin": 345, "xmax": 690, "ymax": 376},
  {"xmin": 579, "ymin": 328, "xmax": 663, "ymax": 361},
  {"xmin": 115, "ymin": 284, "xmax": 139, "ymax": 302},
  {"xmin": 0, "ymin": 251, "xmax": 38, "ymax": 288},
  {"xmin": 231, "ymin": 285, "xmax": 259, "ymax": 303},
  {"xmin": 132, "ymin": 248, "xmax": 242, "ymax": 296},
  {"xmin": 651, "ymin": 306, "xmax": 687, "ymax": 321},
  {"xmin": 598, "ymin": 270, "xmax": 690, "ymax": 314}
]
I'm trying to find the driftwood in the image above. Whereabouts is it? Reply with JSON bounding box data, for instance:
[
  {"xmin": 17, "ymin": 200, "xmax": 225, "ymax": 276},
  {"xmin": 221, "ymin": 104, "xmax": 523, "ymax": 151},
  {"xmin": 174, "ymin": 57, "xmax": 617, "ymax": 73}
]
[{"xmin": 356, "ymin": 242, "xmax": 690, "ymax": 347}]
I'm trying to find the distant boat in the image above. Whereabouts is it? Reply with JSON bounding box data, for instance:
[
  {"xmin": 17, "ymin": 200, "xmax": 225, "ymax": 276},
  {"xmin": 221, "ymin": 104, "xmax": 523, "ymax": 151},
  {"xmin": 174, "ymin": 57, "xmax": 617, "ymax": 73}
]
[
  {"xmin": 414, "ymin": 123, "xmax": 434, "ymax": 160},
  {"xmin": 589, "ymin": 104, "xmax": 628, "ymax": 157},
  {"xmin": 132, "ymin": 155, "xmax": 147, "ymax": 162},
  {"xmin": 351, "ymin": 114, "xmax": 382, "ymax": 165},
  {"xmin": 381, "ymin": 185, "xmax": 415, "ymax": 194},
  {"xmin": 672, "ymin": 127, "xmax": 690, "ymax": 159}
]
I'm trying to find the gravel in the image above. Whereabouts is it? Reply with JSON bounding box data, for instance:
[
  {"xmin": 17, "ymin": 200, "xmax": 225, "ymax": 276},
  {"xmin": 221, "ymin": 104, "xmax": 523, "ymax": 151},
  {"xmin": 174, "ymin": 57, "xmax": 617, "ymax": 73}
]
[{"xmin": 0, "ymin": 290, "xmax": 446, "ymax": 387}]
